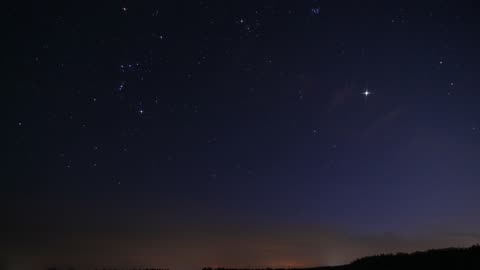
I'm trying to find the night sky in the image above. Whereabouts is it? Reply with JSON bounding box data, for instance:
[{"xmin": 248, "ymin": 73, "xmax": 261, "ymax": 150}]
[{"xmin": 4, "ymin": 1, "xmax": 480, "ymax": 269}]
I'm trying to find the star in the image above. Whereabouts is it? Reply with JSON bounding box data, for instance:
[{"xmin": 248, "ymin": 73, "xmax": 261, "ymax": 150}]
[
  {"xmin": 139, "ymin": 109, "xmax": 144, "ymax": 114},
  {"xmin": 118, "ymin": 81, "xmax": 125, "ymax": 92},
  {"xmin": 363, "ymin": 89, "xmax": 372, "ymax": 97},
  {"xmin": 122, "ymin": 7, "xmax": 128, "ymax": 12}
]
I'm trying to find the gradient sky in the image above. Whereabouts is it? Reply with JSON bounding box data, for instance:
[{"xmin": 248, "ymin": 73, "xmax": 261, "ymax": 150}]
[{"xmin": 4, "ymin": 1, "xmax": 480, "ymax": 269}]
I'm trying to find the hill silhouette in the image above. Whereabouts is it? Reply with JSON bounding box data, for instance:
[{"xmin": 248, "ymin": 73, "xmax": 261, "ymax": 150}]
[{"xmin": 203, "ymin": 245, "xmax": 480, "ymax": 270}]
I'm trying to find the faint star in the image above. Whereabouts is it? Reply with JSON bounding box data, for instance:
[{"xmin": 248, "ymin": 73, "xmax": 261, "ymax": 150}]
[
  {"xmin": 139, "ymin": 109, "xmax": 144, "ymax": 114},
  {"xmin": 18, "ymin": 122, "xmax": 22, "ymax": 127},
  {"xmin": 118, "ymin": 81, "xmax": 125, "ymax": 92},
  {"xmin": 122, "ymin": 7, "xmax": 127, "ymax": 12}
]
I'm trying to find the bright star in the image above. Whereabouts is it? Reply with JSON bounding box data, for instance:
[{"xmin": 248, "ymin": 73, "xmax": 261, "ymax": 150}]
[{"xmin": 363, "ymin": 89, "xmax": 372, "ymax": 97}]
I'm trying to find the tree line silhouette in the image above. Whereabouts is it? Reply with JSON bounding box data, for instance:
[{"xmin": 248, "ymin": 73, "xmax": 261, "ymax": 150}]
[
  {"xmin": 203, "ymin": 244, "xmax": 480, "ymax": 270},
  {"xmin": 346, "ymin": 244, "xmax": 480, "ymax": 269}
]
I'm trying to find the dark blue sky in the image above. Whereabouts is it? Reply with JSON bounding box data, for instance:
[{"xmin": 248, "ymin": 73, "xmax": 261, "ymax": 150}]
[{"xmin": 4, "ymin": 1, "xmax": 480, "ymax": 269}]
